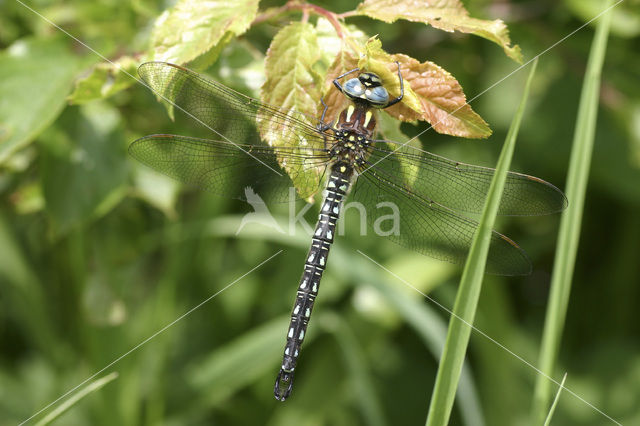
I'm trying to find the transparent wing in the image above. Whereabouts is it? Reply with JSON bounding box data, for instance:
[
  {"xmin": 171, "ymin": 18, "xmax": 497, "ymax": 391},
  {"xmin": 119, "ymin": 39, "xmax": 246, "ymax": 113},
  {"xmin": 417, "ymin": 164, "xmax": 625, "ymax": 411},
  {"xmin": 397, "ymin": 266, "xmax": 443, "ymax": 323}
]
[
  {"xmin": 351, "ymin": 164, "xmax": 532, "ymax": 275},
  {"xmin": 138, "ymin": 61, "xmax": 329, "ymax": 149},
  {"xmin": 130, "ymin": 134, "xmax": 330, "ymax": 202},
  {"xmin": 137, "ymin": 62, "xmax": 335, "ymax": 197},
  {"xmin": 367, "ymin": 141, "xmax": 567, "ymax": 216}
]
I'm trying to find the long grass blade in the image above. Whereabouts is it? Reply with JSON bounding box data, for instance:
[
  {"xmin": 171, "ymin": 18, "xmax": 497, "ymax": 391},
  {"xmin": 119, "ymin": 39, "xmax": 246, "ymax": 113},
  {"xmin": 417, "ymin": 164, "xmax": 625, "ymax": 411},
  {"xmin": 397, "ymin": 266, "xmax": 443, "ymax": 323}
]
[
  {"xmin": 425, "ymin": 58, "xmax": 539, "ymax": 426},
  {"xmin": 530, "ymin": 4, "xmax": 612, "ymax": 424},
  {"xmin": 543, "ymin": 373, "xmax": 567, "ymax": 426},
  {"xmin": 34, "ymin": 372, "xmax": 118, "ymax": 426}
]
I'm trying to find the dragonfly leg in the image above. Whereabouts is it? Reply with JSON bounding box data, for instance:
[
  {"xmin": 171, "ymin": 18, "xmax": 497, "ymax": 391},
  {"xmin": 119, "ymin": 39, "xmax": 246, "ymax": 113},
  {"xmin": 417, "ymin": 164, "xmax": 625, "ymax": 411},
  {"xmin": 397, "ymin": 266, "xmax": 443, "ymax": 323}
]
[
  {"xmin": 274, "ymin": 369, "xmax": 295, "ymax": 401},
  {"xmin": 318, "ymin": 96, "xmax": 332, "ymax": 131},
  {"xmin": 385, "ymin": 61, "xmax": 404, "ymax": 108},
  {"xmin": 333, "ymin": 67, "xmax": 360, "ymax": 92}
]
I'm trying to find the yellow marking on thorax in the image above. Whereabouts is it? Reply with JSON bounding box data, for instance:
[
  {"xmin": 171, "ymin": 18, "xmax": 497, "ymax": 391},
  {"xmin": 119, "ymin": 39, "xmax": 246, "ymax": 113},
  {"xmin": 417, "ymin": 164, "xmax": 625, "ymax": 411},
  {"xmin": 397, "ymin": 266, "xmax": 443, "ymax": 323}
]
[
  {"xmin": 346, "ymin": 105, "xmax": 355, "ymax": 122},
  {"xmin": 364, "ymin": 111, "xmax": 373, "ymax": 128}
]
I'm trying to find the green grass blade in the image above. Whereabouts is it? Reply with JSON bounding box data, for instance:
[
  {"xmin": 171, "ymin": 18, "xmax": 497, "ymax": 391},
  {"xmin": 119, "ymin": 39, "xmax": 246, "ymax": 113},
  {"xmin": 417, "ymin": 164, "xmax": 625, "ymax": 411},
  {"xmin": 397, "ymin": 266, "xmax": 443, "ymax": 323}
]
[
  {"xmin": 34, "ymin": 372, "xmax": 118, "ymax": 426},
  {"xmin": 425, "ymin": 58, "xmax": 539, "ymax": 426},
  {"xmin": 321, "ymin": 312, "xmax": 386, "ymax": 426},
  {"xmin": 543, "ymin": 373, "xmax": 567, "ymax": 426},
  {"xmin": 530, "ymin": 4, "xmax": 612, "ymax": 424},
  {"xmin": 356, "ymin": 259, "xmax": 484, "ymax": 426}
]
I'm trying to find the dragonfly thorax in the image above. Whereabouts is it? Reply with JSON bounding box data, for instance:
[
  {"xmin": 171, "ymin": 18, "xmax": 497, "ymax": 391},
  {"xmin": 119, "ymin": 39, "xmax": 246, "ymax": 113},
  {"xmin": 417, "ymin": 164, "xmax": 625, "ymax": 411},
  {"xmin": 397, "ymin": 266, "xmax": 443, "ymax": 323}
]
[
  {"xmin": 329, "ymin": 129, "xmax": 371, "ymax": 166},
  {"xmin": 336, "ymin": 104, "xmax": 377, "ymax": 138},
  {"xmin": 327, "ymin": 103, "xmax": 377, "ymax": 165}
]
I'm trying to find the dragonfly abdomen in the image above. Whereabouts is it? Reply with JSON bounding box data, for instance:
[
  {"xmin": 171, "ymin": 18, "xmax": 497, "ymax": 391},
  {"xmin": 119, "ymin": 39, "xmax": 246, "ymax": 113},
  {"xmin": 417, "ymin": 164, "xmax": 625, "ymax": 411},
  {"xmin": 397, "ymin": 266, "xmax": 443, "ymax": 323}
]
[{"xmin": 274, "ymin": 163, "xmax": 353, "ymax": 401}]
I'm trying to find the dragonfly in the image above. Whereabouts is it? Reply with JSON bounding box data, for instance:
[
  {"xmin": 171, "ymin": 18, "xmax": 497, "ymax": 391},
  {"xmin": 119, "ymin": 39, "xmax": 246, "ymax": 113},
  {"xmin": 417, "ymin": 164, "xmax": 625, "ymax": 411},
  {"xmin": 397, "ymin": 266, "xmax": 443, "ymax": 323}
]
[{"xmin": 130, "ymin": 61, "xmax": 566, "ymax": 401}]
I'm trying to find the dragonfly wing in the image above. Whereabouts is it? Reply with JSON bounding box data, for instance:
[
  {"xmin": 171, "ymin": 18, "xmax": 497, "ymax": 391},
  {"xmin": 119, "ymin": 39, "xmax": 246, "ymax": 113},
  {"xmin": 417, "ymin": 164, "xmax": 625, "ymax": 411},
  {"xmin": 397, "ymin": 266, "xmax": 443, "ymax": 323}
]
[
  {"xmin": 130, "ymin": 134, "xmax": 329, "ymax": 202},
  {"xmin": 367, "ymin": 141, "xmax": 567, "ymax": 216},
  {"xmin": 350, "ymin": 166, "xmax": 532, "ymax": 275},
  {"xmin": 138, "ymin": 62, "xmax": 326, "ymax": 148},
  {"xmin": 137, "ymin": 62, "xmax": 333, "ymax": 199}
]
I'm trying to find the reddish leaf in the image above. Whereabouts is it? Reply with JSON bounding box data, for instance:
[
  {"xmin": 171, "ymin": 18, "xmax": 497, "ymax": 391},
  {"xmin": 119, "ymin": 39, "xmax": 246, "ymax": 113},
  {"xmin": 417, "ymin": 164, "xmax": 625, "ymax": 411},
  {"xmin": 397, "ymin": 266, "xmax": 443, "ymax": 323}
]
[{"xmin": 386, "ymin": 54, "xmax": 491, "ymax": 138}]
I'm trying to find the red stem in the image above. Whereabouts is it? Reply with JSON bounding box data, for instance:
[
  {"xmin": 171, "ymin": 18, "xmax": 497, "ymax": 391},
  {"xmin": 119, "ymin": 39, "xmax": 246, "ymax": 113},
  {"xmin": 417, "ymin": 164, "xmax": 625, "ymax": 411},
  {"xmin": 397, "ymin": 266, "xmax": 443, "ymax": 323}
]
[{"xmin": 252, "ymin": 1, "xmax": 347, "ymax": 40}]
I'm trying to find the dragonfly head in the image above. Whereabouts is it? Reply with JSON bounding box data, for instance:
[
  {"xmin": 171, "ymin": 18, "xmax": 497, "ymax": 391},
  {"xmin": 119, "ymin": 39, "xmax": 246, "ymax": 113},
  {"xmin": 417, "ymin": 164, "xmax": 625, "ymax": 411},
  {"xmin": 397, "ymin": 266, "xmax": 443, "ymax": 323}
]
[{"xmin": 342, "ymin": 72, "xmax": 390, "ymax": 108}]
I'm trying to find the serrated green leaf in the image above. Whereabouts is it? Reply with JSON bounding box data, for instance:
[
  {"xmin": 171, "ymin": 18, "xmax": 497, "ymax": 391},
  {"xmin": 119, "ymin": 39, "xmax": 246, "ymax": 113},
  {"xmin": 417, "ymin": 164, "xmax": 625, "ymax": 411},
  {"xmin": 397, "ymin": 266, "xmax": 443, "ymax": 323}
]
[
  {"xmin": 150, "ymin": 0, "xmax": 259, "ymax": 65},
  {"xmin": 68, "ymin": 56, "xmax": 140, "ymax": 104},
  {"xmin": 356, "ymin": 0, "xmax": 522, "ymax": 63},
  {"xmin": 260, "ymin": 22, "xmax": 324, "ymax": 199},
  {"xmin": 0, "ymin": 37, "xmax": 82, "ymax": 165},
  {"xmin": 388, "ymin": 53, "xmax": 491, "ymax": 138},
  {"xmin": 186, "ymin": 32, "xmax": 233, "ymax": 70}
]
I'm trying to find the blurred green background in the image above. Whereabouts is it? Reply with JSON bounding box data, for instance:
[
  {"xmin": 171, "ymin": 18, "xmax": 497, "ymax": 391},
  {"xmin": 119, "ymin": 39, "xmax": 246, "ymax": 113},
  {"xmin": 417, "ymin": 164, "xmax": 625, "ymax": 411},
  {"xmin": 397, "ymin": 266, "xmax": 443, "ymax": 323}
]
[{"xmin": 1, "ymin": 0, "xmax": 639, "ymax": 425}]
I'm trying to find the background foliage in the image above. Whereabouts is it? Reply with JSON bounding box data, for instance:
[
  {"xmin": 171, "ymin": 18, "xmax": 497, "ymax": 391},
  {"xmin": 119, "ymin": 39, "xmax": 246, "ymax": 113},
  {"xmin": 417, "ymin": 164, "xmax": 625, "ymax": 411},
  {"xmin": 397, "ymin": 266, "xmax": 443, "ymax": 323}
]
[{"xmin": 0, "ymin": 0, "xmax": 639, "ymax": 425}]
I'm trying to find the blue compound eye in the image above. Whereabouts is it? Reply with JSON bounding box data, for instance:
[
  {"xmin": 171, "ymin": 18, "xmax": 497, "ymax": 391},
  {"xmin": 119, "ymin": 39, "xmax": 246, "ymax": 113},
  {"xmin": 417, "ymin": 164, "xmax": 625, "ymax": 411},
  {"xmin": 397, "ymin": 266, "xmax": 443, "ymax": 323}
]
[
  {"xmin": 343, "ymin": 78, "xmax": 365, "ymax": 98},
  {"xmin": 366, "ymin": 86, "xmax": 389, "ymax": 107}
]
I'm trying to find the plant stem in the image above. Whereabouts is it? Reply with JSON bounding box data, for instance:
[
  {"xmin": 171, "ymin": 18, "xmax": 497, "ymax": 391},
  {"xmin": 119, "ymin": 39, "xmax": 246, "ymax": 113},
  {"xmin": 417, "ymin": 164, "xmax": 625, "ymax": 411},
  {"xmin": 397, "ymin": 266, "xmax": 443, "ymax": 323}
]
[
  {"xmin": 252, "ymin": 1, "xmax": 346, "ymax": 39},
  {"xmin": 425, "ymin": 59, "xmax": 538, "ymax": 426},
  {"xmin": 530, "ymin": 3, "xmax": 613, "ymax": 424},
  {"xmin": 543, "ymin": 373, "xmax": 567, "ymax": 426}
]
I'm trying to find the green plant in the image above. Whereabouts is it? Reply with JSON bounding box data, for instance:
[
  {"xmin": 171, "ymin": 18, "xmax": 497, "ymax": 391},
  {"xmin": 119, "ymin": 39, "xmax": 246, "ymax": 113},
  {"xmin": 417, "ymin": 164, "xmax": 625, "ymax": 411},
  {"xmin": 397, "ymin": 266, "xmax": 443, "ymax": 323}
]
[
  {"xmin": 426, "ymin": 57, "xmax": 538, "ymax": 426},
  {"xmin": 531, "ymin": 2, "xmax": 614, "ymax": 424},
  {"xmin": 1, "ymin": 1, "xmax": 637, "ymax": 425}
]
